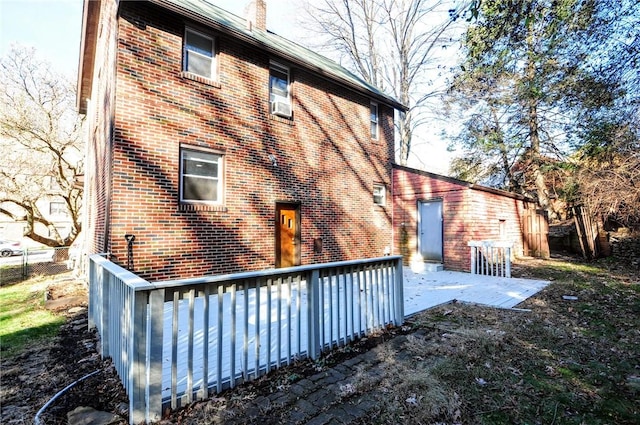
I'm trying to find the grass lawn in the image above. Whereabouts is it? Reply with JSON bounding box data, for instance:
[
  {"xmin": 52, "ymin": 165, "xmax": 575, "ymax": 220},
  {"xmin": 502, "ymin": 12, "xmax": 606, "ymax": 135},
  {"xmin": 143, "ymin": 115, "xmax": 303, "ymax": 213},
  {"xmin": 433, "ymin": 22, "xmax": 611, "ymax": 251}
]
[{"xmin": 0, "ymin": 275, "xmax": 66, "ymax": 357}]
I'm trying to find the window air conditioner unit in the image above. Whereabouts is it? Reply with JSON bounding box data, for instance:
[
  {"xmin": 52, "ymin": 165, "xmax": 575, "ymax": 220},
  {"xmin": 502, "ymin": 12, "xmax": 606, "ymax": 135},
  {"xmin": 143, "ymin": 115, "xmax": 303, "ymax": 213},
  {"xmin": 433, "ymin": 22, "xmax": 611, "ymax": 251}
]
[{"xmin": 271, "ymin": 100, "xmax": 292, "ymax": 118}]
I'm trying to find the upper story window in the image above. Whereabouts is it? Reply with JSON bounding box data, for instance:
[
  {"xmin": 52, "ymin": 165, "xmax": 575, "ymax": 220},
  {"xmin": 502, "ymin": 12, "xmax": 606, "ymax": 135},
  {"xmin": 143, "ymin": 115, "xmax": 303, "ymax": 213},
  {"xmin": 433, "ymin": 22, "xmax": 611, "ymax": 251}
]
[
  {"xmin": 370, "ymin": 102, "xmax": 379, "ymax": 140},
  {"xmin": 373, "ymin": 183, "xmax": 386, "ymax": 206},
  {"xmin": 184, "ymin": 28, "xmax": 216, "ymax": 80},
  {"xmin": 180, "ymin": 148, "xmax": 223, "ymax": 204},
  {"xmin": 270, "ymin": 62, "xmax": 292, "ymax": 118}
]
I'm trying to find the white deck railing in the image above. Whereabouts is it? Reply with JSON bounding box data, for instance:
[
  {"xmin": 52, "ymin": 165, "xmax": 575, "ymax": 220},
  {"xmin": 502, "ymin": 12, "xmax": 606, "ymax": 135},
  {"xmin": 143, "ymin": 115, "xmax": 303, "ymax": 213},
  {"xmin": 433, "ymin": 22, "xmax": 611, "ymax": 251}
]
[
  {"xmin": 88, "ymin": 255, "xmax": 404, "ymax": 424},
  {"xmin": 468, "ymin": 240, "xmax": 513, "ymax": 278}
]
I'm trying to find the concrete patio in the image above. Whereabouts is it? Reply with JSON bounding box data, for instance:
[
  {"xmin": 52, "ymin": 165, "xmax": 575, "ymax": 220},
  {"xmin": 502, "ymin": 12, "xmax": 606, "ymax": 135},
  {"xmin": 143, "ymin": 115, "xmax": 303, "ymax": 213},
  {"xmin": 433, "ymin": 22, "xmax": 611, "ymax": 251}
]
[{"xmin": 402, "ymin": 266, "xmax": 550, "ymax": 316}]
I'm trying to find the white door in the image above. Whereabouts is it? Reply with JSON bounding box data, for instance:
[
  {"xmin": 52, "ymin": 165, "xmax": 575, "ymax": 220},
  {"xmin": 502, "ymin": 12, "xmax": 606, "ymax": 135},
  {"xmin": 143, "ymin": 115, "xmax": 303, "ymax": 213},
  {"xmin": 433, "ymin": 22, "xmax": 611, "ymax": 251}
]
[{"xmin": 418, "ymin": 200, "xmax": 443, "ymax": 262}]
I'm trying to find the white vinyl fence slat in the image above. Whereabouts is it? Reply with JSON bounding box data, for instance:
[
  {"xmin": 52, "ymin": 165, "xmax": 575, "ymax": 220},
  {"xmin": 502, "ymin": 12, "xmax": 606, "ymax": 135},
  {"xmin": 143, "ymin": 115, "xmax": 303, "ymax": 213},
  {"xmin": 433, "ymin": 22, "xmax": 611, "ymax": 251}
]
[{"xmin": 468, "ymin": 241, "xmax": 513, "ymax": 278}]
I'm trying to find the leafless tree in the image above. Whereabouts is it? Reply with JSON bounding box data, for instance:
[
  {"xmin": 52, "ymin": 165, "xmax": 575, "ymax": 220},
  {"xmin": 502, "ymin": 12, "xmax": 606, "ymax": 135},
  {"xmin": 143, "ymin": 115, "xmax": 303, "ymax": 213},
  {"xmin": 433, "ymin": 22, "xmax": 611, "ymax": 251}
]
[
  {"xmin": 574, "ymin": 120, "xmax": 640, "ymax": 229},
  {"xmin": 0, "ymin": 46, "xmax": 83, "ymax": 247},
  {"xmin": 301, "ymin": 0, "xmax": 469, "ymax": 165}
]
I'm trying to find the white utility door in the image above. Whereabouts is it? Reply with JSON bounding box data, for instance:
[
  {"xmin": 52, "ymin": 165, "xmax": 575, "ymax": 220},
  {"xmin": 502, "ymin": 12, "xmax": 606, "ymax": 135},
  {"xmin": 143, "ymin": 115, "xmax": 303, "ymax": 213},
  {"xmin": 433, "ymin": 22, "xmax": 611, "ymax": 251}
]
[{"xmin": 418, "ymin": 200, "xmax": 443, "ymax": 262}]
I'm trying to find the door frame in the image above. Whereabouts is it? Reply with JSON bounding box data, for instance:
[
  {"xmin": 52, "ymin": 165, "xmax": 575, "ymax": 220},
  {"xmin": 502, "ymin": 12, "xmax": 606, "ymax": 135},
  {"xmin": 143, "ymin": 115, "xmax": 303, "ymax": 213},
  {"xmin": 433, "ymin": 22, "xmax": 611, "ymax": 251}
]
[
  {"xmin": 417, "ymin": 198, "xmax": 444, "ymax": 262},
  {"xmin": 275, "ymin": 202, "xmax": 301, "ymax": 268}
]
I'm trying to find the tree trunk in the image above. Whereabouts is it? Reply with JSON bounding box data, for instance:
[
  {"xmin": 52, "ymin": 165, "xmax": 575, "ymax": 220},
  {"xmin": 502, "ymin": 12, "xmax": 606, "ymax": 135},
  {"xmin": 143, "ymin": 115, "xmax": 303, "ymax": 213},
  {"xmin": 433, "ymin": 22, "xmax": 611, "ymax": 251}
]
[
  {"xmin": 526, "ymin": 48, "xmax": 555, "ymax": 219},
  {"xmin": 398, "ymin": 110, "xmax": 411, "ymax": 165}
]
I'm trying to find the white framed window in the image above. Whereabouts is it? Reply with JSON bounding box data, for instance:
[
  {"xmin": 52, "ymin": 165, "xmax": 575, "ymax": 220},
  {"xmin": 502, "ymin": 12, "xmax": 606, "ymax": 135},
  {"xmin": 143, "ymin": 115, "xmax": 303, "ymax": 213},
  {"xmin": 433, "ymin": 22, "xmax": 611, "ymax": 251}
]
[
  {"xmin": 270, "ymin": 62, "xmax": 292, "ymax": 118},
  {"xmin": 49, "ymin": 201, "xmax": 66, "ymax": 216},
  {"xmin": 373, "ymin": 183, "xmax": 386, "ymax": 206},
  {"xmin": 180, "ymin": 148, "xmax": 223, "ymax": 204},
  {"xmin": 370, "ymin": 102, "xmax": 379, "ymax": 140},
  {"xmin": 184, "ymin": 28, "xmax": 216, "ymax": 80}
]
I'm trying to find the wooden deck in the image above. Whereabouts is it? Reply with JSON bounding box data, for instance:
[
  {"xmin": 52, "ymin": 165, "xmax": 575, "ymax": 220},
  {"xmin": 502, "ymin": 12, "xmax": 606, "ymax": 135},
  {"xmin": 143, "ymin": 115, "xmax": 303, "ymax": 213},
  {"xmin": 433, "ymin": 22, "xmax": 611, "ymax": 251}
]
[
  {"xmin": 403, "ymin": 267, "xmax": 550, "ymax": 315},
  {"xmin": 161, "ymin": 267, "xmax": 549, "ymax": 400}
]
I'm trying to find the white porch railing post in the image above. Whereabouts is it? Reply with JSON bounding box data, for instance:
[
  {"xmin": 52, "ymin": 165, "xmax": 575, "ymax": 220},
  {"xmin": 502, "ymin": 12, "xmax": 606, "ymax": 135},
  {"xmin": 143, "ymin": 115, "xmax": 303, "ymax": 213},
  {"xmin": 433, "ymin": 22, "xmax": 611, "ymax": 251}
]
[
  {"xmin": 505, "ymin": 246, "xmax": 512, "ymax": 278},
  {"xmin": 88, "ymin": 259, "xmax": 96, "ymax": 330},
  {"xmin": 307, "ymin": 269, "xmax": 321, "ymax": 360},
  {"xmin": 130, "ymin": 290, "xmax": 148, "ymax": 424},
  {"xmin": 394, "ymin": 257, "xmax": 404, "ymax": 325},
  {"xmin": 100, "ymin": 264, "xmax": 111, "ymax": 357},
  {"xmin": 470, "ymin": 245, "xmax": 477, "ymax": 275},
  {"xmin": 147, "ymin": 289, "xmax": 165, "ymax": 422}
]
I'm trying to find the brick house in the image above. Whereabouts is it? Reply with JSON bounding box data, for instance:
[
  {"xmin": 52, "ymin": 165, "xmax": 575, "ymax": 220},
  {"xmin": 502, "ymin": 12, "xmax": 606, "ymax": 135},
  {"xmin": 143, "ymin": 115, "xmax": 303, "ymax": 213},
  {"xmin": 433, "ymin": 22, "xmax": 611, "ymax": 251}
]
[
  {"xmin": 393, "ymin": 165, "xmax": 549, "ymax": 272},
  {"xmin": 77, "ymin": 0, "xmax": 406, "ymax": 281}
]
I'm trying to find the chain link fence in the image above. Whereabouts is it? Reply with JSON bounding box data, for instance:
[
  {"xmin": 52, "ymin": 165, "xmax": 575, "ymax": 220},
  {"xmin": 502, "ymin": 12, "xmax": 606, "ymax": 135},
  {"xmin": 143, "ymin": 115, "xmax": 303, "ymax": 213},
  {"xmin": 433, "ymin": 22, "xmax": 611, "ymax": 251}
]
[{"xmin": 0, "ymin": 247, "xmax": 74, "ymax": 285}]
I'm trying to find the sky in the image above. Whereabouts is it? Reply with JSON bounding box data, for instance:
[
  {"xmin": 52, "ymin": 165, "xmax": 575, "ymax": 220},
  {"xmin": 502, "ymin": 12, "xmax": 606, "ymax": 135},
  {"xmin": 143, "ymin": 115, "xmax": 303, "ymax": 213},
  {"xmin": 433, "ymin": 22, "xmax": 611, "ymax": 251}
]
[
  {"xmin": 0, "ymin": 0, "xmax": 452, "ymax": 173},
  {"xmin": 0, "ymin": 0, "xmax": 299, "ymax": 76},
  {"xmin": 0, "ymin": 0, "xmax": 84, "ymax": 75}
]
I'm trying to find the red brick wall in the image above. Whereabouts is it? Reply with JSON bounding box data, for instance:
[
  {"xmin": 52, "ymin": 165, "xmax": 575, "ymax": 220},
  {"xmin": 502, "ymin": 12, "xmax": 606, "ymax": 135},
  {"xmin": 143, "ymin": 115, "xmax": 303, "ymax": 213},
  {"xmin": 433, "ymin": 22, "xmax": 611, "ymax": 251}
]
[
  {"xmin": 393, "ymin": 166, "xmax": 527, "ymax": 271},
  {"xmin": 82, "ymin": 0, "xmax": 118, "ymax": 259},
  {"xmin": 104, "ymin": 2, "xmax": 394, "ymax": 281}
]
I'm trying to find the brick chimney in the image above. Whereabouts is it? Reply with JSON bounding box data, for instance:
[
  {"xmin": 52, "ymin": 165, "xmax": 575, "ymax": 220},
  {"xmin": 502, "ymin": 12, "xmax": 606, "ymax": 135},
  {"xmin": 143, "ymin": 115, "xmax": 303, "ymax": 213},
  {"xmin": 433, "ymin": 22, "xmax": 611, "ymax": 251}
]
[{"xmin": 245, "ymin": 0, "xmax": 267, "ymax": 31}]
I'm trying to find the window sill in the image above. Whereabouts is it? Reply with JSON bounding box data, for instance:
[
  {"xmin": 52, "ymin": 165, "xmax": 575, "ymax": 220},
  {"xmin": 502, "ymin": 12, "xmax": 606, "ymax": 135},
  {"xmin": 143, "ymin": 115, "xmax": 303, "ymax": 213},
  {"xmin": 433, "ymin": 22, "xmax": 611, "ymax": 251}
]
[
  {"xmin": 270, "ymin": 114, "xmax": 294, "ymax": 125},
  {"xmin": 179, "ymin": 203, "xmax": 227, "ymax": 213},
  {"xmin": 180, "ymin": 72, "xmax": 221, "ymax": 89}
]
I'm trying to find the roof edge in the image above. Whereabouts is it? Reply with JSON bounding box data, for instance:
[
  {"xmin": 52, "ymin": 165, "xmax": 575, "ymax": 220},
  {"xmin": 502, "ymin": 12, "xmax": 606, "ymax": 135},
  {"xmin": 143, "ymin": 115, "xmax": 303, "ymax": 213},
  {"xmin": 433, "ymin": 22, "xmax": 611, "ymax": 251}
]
[
  {"xmin": 148, "ymin": 0, "xmax": 407, "ymax": 112},
  {"xmin": 77, "ymin": 0, "xmax": 101, "ymax": 114},
  {"xmin": 393, "ymin": 164, "xmax": 533, "ymax": 202}
]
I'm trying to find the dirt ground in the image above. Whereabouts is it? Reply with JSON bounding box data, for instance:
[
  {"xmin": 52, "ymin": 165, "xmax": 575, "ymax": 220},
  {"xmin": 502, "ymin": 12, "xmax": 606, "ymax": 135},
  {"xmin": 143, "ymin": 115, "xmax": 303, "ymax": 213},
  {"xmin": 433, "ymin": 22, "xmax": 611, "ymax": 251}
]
[
  {"xmin": 1, "ymin": 255, "xmax": 638, "ymax": 424},
  {"xmin": 0, "ymin": 276, "xmax": 129, "ymax": 425}
]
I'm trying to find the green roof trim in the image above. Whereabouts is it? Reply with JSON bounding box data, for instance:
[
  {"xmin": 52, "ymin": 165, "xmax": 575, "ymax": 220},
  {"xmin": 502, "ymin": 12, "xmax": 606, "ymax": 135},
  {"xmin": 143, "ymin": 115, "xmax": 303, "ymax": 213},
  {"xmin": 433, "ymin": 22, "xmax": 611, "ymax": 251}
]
[{"xmin": 150, "ymin": 0, "xmax": 407, "ymax": 111}]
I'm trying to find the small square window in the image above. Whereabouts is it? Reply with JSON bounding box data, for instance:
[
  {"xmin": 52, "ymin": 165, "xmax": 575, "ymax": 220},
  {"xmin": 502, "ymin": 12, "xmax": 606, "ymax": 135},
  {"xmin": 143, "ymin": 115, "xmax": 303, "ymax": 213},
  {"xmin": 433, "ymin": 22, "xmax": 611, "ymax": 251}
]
[
  {"xmin": 270, "ymin": 62, "xmax": 292, "ymax": 118},
  {"xmin": 50, "ymin": 202, "xmax": 66, "ymax": 216},
  {"xmin": 184, "ymin": 28, "xmax": 216, "ymax": 80},
  {"xmin": 180, "ymin": 148, "xmax": 223, "ymax": 204},
  {"xmin": 373, "ymin": 183, "xmax": 385, "ymax": 206},
  {"xmin": 370, "ymin": 102, "xmax": 379, "ymax": 140}
]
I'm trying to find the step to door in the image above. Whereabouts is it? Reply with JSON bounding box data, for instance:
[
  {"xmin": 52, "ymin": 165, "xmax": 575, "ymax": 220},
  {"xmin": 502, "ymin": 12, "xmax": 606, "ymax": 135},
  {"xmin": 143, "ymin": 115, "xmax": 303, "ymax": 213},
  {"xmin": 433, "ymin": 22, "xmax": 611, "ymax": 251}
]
[
  {"xmin": 410, "ymin": 260, "xmax": 444, "ymax": 273},
  {"xmin": 423, "ymin": 262, "xmax": 444, "ymax": 272}
]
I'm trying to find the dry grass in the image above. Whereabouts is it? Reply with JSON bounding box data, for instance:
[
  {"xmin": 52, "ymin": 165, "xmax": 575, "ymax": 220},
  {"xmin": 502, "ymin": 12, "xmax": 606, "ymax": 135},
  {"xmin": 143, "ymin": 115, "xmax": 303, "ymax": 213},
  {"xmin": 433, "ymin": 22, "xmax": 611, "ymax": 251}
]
[{"xmin": 357, "ymin": 255, "xmax": 640, "ymax": 424}]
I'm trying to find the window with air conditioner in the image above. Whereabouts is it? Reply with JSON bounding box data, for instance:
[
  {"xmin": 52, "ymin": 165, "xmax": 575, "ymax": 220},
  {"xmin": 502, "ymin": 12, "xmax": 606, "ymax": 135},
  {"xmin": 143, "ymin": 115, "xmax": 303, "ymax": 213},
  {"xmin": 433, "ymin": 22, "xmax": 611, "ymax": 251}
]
[
  {"xmin": 184, "ymin": 28, "xmax": 216, "ymax": 80},
  {"xmin": 270, "ymin": 62, "xmax": 291, "ymax": 118}
]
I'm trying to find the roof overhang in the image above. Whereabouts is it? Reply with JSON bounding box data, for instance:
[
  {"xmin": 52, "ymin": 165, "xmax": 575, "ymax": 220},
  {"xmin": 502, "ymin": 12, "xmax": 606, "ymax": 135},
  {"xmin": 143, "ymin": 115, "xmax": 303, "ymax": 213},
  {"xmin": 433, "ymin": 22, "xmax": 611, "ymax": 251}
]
[
  {"xmin": 76, "ymin": 0, "xmax": 407, "ymax": 113},
  {"xmin": 148, "ymin": 0, "xmax": 408, "ymax": 112},
  {"xmin": 76, "ymin": 0, "xmax": 102, "ymax": 114},
  {"xmin": 393, "ymin": 164, "xmax": 533, "ymax": 202}
]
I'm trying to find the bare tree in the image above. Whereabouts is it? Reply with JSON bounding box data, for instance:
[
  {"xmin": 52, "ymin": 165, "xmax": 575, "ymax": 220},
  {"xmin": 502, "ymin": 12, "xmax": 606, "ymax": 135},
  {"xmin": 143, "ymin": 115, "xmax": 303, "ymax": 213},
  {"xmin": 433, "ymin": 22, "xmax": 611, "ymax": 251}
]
[
  {"xmin": 573, "ymin": 116, "xmax": 640, "ymax": 229},
  {"xmin": 301, "ymin": 0, "xmax": 468, "ymax": 165},
  {"xmin": 0, "ymin": 46, "xmax": 83, "ymax": 247}
]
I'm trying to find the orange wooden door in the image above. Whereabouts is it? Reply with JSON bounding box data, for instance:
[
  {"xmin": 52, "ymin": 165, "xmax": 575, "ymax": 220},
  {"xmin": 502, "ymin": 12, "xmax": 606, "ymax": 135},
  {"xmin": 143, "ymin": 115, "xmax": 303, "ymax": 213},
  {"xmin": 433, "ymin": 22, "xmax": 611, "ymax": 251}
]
[{"xmin": 276, "ymin": 204, "xmax": 299, "ymax": 268}]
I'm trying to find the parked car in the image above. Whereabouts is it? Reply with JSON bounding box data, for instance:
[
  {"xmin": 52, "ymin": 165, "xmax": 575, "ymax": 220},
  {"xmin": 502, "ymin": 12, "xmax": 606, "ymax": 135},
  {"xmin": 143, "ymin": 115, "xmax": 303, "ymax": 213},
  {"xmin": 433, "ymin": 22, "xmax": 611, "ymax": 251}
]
[{"xmin": 0, "ymin": 239, "xmax": 23, "ymax": 257}]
